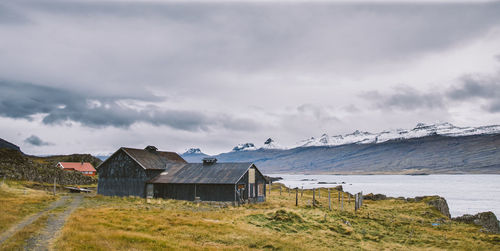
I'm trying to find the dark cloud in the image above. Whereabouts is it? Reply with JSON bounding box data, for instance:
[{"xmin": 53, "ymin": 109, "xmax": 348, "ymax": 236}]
[
  {"xmin": 24, "ymin": 135, "xmax": 52, "ymax": 146},
  {"xmin": 0, "ymin": 80, "xmax": 258, "ymax": 131},
  {"xmin": 362, "ymin": 87, "xmax": 444, "ymax": 111},
  {"xmin": 447, "ymin": 75, "xmax": 499, "ymax": 100},
  {"xmin": 1, "ymin": 0, "xmax": 500, "ymax": 84},
  {"xmin": 364, "ymin": 71, "xmax": 500, "ymax": 113},
  {"xmin": 447, "ymin": 74, "xmax": 500, "ymax": 113},
  {"xmin": 0, "ymin": 4, "xmax": 30, "ymax": 25}
]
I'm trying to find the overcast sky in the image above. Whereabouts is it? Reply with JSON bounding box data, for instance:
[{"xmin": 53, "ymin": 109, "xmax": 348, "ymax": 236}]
[{"xmin": 1, "ymin": 0, "xmax": 500, "ymax": 155}]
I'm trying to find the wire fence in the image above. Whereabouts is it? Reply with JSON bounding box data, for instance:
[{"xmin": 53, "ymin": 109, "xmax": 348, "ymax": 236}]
[{"xmin": 267, "ymin": 182, "xmax": 364, "ymax": 212}]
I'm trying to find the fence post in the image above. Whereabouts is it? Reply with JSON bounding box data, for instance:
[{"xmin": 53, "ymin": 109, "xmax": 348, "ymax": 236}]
[
  {"xmin": 328, "ymin": 188, "xmax": 331, "ymax": 211},
  {"xmin": 269, "ymin": 181, "xmax": 271, "ymax": 195},
  {"xmin": 360, "ymin": 191, "xmax": 363, "ymax": 208},
  {"xmin": 288, "ymin": 187, "xmax": 290, "ymax": 196},
  {"xmin": 312, "ymin": 188, "xmax": 316, "ymax": 207},
  {"xmin": 301, "ymin": 186, "xmax": 303, "ymax": 198},
  {"xmin": 355, "ymin": 193, "xmax": 358, "ymax": 212},
  {"xmin": 295, "ymin": 188, "xmax": 298, "ymax": 206},
  {"xmin": 338, "ymin": 191, "xmax": 341, "ymax": 205}
]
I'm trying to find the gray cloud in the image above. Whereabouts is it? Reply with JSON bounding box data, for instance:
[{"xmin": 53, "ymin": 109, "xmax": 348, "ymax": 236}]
[
  {"xmin": 297, "ymin": 104, "xmax": 340, "ymax": 122},
  {"xmin": 1, "ymin": 1, "xmax": 500, "ymax": 155},
  {"xmin": 0, "ymin": 80, "xmax": 258, "ymax": 131},
  {"xmin": 362, "ymin": 87, "xmax": 444, "ymax": 111},
  {"xmin": 0, "ymin": 4, "xmax": 30, "ymax": 25},
  {"xmin": 1, "ymin": 1, "xmax": 500, "ymax": 94},
  {"xmin": 24, "ymin": 135, "xmax": 52, "ymax": 146},
  {"xmin": 447, "ymin": 74, "xmax": 500, "ymax": 113},
  {"xmin": 364, "ymin": 71, "xmax": 500, "ymax": 113}
]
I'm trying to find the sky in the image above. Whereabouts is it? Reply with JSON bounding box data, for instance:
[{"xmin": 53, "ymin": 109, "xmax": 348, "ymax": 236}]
[{"xmin": 1, "ymin": 0, "xmax": 500, "ymax": 156}]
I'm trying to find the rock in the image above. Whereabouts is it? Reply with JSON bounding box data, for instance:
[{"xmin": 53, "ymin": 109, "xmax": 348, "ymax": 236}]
[
  {"xmin": 333, "ymin": 185, "xmax": 343, "ymax": 191},
  {"xmin": 363, "ymin": 193, "xmax": 387, "ymax": 201},
  {"xmin": 426, "ymin": 197, "xmax": 451, "ymax": 219},
  {"xmin": 453, "ymin": 212, "xmax": 500, "ymax": 234},
  {"xmin": 407, "ymin": 196, "xmax": 451, "ymax": 219}
]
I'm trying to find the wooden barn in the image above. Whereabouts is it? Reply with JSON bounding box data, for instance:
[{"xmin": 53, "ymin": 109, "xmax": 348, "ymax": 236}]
[
  {"xmin": 97, "ymin": 146, "xmax": 266, "ymax": 203},
  {"xmin": 147, "ymin": 157, "xmax": 266, "ymax": 203},
  {"xmin": 96, "ymin": 146, "xmax": 187, "ymax": 197}
]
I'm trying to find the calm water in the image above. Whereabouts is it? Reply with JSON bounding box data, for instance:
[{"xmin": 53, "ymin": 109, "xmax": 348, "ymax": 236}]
[{"xmin": 267, "ymin": 174, "xmax": 500, "ymax": 217}]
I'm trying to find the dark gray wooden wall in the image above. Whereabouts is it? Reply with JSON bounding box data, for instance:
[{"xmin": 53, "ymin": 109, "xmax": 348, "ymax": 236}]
[
  {"xmin": 97, "ymin": 150, "xmax": 160, "ymax": 197},
  {"xmin": 153, "ymin": 183, "xmax": 235, "ymax": 201}
]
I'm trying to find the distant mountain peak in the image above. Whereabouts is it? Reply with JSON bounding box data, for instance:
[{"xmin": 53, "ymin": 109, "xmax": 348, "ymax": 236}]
[
  {"xmin": 232, "ymin": 143, "xmax": 256, "ymax": 152},
  {"xmin": 292, "ymin": 122, "xmax": 500, "ymax": 149},
  {"xmin": 261, "ymin": 138, "xmax": 284, "ymax": 150},
  {"xmin": 264, "ymin": 138, "xmax": 273, "ymax": 145},
  {"xmin": 183, "ymin": 148, "xmax": 204, "ymax": 155}
]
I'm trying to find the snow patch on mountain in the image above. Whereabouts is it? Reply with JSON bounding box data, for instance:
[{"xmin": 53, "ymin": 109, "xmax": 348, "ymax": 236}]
[
  {"xmin": 288, "ymin": 122, "xmax": 500, "ymax": 148},
  {"xmin": 261, "ymin": 138, "xmax": 284, "ymax": 149},
  {"xmin": 199, "ymin": 122, "xmax": 500, "ymax": 155},
  {"xmin": 183, "ymin": 148, "xmax": 204, "ymax": 155},
  {"xmin": 232, "ymin": 143, "xmax": 257, "ymax": 152}
]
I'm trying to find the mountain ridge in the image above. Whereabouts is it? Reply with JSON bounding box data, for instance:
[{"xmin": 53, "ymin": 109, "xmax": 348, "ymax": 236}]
[{"xmin": 181, "ymin": 124, "xmax": 500, "ymax": 174}]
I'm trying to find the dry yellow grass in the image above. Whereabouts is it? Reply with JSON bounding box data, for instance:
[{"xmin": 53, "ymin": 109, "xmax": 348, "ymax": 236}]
[
  {"xmin": 0, "ymin": 180, "xmax": 57, "ymax": 233},
  {"xmin": 53, "ymin": 184, "xmax": 500, "ymax": 250}
]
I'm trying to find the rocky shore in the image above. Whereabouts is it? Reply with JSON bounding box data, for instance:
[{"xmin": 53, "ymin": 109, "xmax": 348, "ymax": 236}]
[{"xmin": 361, "ymin": 193, "xmax": 500, "ymax": 234}]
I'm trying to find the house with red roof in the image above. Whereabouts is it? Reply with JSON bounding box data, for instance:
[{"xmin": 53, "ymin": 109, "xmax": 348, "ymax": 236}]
[{"xmin": 57, "ymin": 161, "xmax": 97, "ymax": 176}]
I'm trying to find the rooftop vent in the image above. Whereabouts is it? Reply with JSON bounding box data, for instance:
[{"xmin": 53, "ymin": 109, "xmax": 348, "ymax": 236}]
[
  {"xmin": 145, "ymin": 145, "xmax": 158, "ymax": 152},
  {"xmin": 202, "ymin": 157, "xmax": 217, "ymax": 165}
]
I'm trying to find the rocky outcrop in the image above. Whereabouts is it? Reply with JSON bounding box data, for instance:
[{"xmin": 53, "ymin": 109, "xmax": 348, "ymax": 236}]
[
  {"xmin": 407, "ymin": 196, "xmax": 451, "ymax": 219},
  {"xmin": 426, "ymin": 197, "xmax": 451, "ymax": 219},
  {"xmin": 453, "ymin": 212, "xmax": 500, "ymax": 234},
  {"xmin": 333, "ymin": 185, "xmax": 343, "ymax": 191},
  {"xmin": 363, "ymin": 193, "xmax": 387, "ymax": 201}
]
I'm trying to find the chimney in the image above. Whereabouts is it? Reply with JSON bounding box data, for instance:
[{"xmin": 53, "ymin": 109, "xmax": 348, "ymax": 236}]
[
  {"xmin": 145, "ymin": 145, "xmax": 158, "ymax": 152},
  {"xmin": 202, "ymin": 157, "xmax": 217, "ymax": 165}
]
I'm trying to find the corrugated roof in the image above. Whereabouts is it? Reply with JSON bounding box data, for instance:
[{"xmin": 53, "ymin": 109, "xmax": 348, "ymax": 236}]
[
  {"xmin": 121, "ymin": 147, "xmax": 187, "ymax": 170},
  {"xmin": 59, "ymin": 162, "xmax": 96, "ymax": 172},
  {"xmin": 149, "ymin": 162, "xmax": 254, "ymax": 184}
]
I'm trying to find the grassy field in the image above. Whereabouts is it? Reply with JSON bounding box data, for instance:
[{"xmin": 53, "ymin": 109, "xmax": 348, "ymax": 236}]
[
  {"xmin": 51, "ymin": 184, "xmax": 500, "ymax": 250},
  {"xmin": 0, "ymin": 180, "xmax": 57, "ymax": 233}
]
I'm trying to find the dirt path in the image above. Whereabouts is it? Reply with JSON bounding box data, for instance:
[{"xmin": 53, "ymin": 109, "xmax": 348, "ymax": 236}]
[
  {"xmin": 25, "ymin": 195, "xmax": 83, "ymax": 251},
  {"xmin": 0, "ymin": 196, "xmax": 70, "ymax": 245}
]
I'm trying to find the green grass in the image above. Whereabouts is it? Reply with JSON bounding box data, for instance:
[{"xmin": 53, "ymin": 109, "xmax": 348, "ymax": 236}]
[
  {"xmin": 51, "ymin": 184, "xmax": 500, "ymax": 250},
  {"xmin": 0, "ymin": 180, "xmax": 57, "ymax": 233}
]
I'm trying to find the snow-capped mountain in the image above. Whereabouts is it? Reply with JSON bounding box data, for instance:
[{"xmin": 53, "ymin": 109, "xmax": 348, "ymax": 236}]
[
  {"xmin": 183, "ymin": 148, "xmax": 204, "ymax": 155},
  {"xmin": 261, "ymin": 138, "xmax": 284, "ymax": 150},
  {"xmin": 181, "ymin": 148, "xmax": 209, "ymax": 163},
  {"xmin": 225, "ymin": 122, "xmax": 500, "ymax": 153},
  {"xmin": 232, "ymin": 143, "xmax": 257, "ymax": 152},
  {"xmin": 293, "ymin": 122, "xmax": 500, "ymax": 148},
  {"xmin": 182, "ymin": 122, "xmax": 500, "ymax": 174}
]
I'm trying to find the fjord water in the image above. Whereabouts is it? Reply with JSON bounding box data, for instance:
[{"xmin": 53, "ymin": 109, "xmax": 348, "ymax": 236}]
[{"xmin": 269, "ymin": 174, "xmax": 500, "ymax": 217}]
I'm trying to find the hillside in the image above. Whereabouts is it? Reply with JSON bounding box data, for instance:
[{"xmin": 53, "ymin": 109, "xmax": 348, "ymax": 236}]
[
  {"xmin": 183, "ymin": 134, "xmax": 500, "ymax": 174},
  {"xmin": 0, "ymin": 138, "xmax": 101, "ymax": 185},
  {"xmin": 0, "ymin": 138, "xmax": 21, "ymax": 152},
  {"xmin": 48, "ymin": 184, "xmax": 498, "ymax": 250}
]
